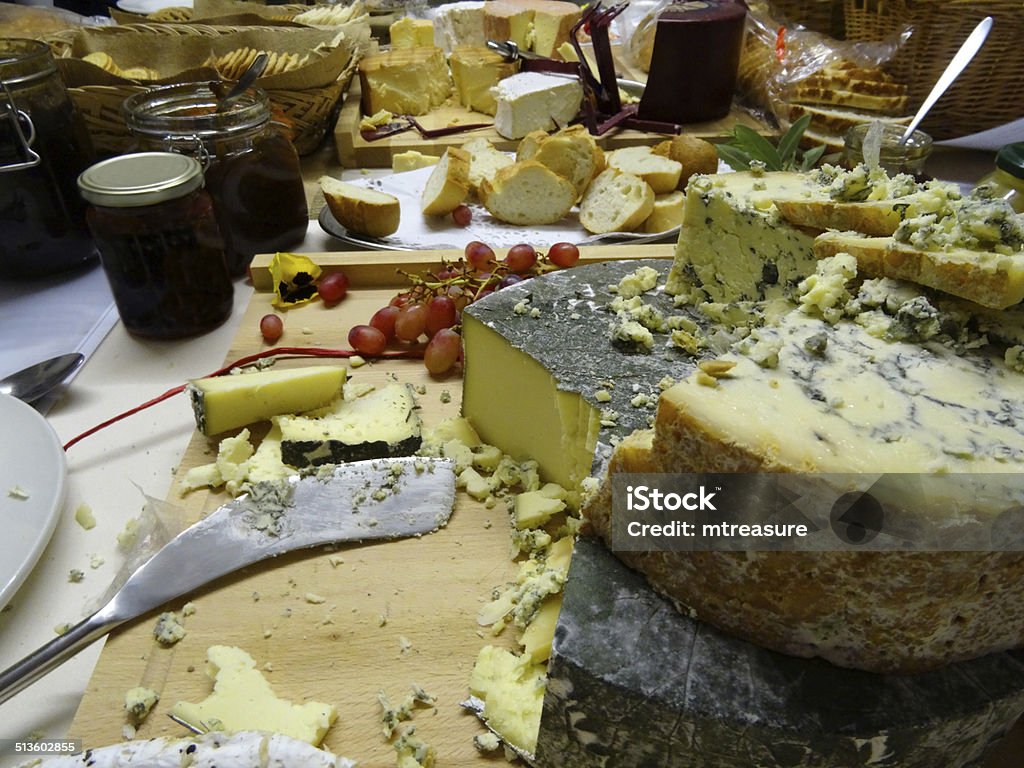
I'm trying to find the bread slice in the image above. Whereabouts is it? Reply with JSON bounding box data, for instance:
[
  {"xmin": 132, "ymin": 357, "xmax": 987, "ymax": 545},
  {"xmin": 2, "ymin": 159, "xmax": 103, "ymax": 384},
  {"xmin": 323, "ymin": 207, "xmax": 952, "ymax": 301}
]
[
  {"xmin": 641, "ymin": 190, "xmax": 685, "ymax": 234},
  {"xmin": 605, "ymin": 146, "xmax": 682, "ymax": 194},
  {"xmin": 789, "ymin": 84, "xmax": 909, "ymax": 115},
  {"xmin": 463, "ymin": 137, "xmax": 515, "ymax": 196},
  {"xmin": 578, "ymin": 168, "xmax": 655, "ymax": 234},
  {"xmin": 516, "ymin": 130, "xmax": 548, "ymax": 162},
  {"xmin": 813, "ymin": 230, "xmax": 1024, "ymax": 310},
  {"xmin": 479, "ymin": 160, "xmax": 576, "ymax": 225},
  {"xmin": 421, "ymin": 147, "xmax": 471, "ymax": 215},
  {"xmin": 786, "ymin": 103, "xmax": 911, "ymax": 138},
  {"xmin": 320, "ymin": 176, "xmax": 401, "ymax": 238},
  {"xmin": 529, "ymin": 124, "xmax": 603, "ymax": 200},
  {"xmin": 652, "ymin": 134, "xmax": 719, "ymax": 189}
]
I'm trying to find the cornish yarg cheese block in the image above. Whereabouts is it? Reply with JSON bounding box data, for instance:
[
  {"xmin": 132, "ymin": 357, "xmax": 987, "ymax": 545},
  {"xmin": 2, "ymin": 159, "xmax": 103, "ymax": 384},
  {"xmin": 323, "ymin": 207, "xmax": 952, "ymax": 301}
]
[{"xmin": 536, "ymin": 537, "xmax": 1024, "ymax": 768}]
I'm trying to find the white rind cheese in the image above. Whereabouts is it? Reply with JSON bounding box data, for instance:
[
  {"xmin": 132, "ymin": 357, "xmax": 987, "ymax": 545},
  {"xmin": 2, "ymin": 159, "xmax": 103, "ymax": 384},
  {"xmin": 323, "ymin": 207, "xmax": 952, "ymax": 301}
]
[
  {"xmin": 431, "ymin": 1, "xmax": 486, "ymax": 52},
  {"xmin": 492, "ymin": 73, "xmax": 583, "ymax": 140}
]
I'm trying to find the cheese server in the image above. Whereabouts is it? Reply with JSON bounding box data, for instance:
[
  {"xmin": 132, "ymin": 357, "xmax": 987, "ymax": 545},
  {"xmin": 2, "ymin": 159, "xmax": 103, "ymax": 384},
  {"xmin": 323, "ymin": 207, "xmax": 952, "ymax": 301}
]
[{"xmin": 0, "ymin": 456, "xmax": 456, "ymax": 703}]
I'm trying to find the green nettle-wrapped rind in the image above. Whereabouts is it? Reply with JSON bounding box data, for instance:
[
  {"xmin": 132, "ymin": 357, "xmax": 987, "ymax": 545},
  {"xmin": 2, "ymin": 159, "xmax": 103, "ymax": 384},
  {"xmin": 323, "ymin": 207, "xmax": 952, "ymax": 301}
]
[{"xmin": 536, "ymin": 538, "xmax": 1024, "ymax": 768}]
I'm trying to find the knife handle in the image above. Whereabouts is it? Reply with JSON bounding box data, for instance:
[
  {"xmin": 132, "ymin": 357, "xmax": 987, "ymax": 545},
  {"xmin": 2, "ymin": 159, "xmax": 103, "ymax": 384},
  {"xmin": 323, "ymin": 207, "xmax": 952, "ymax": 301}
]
[{"xmin": 0, "ymin": 610, "xmax": 118, "ymax": 705}]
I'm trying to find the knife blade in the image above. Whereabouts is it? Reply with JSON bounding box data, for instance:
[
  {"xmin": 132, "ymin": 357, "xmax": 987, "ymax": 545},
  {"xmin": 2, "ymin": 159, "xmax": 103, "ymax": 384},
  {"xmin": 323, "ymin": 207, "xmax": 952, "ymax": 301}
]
[{"xmin": 0, "ymin": 456, "xmax": 456, "ymax": 703}]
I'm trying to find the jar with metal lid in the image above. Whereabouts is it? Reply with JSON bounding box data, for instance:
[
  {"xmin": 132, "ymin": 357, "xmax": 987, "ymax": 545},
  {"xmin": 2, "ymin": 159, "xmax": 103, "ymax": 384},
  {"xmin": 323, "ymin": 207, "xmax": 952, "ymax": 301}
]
[
  {"xmin": 974, "ymin": 142, "xmax": 1024, "ymax": 213},
  {"xmin": 0, "ymin": 38, "xmax": 96, "ymax": 279},
  {"xmin": 842, "ymin": 123, "xmax": 933, "ymax": 178},
  {"xmin": 78, "ymin": 152, "xmax": 234, "ymax": 339},
  {"xmin": 122, "ymin": 83, "xmax": 308, "ymax": 277}
]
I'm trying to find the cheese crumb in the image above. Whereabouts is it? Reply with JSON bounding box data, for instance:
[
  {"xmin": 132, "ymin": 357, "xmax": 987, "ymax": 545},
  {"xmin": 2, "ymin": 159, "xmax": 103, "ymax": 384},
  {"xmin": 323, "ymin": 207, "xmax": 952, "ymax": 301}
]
[
  {"xmin": 7, "ymin": 485, "xmax": 29, "ymax": 500},
  {"xmin": 68, "ymin": 569, "xmax": 84, "ymax": 583},
  {"xmin": 349, "ymin": 355, "xmax": 367, "ymax": 368},
  {"xmin": 153, "ymin": 612, "xmax": 187, "ymax": 646},
  {"xmin": 74, "ymin": 504, "xmax": 96, "ymax": 530},
  {"xmin": 473, "ymin": 732, "xmax": 502, "ymax": 752},
  {"xmin": 594, "ymin": 389, "xmax": 611, "ymax": 403},
  {"xmin": 124, "ymin": 686, "xmax": 160, "ymax": 725},
  {"xmin": 305, "ymin": 593, "xmax": 327, "ymax": 604}
]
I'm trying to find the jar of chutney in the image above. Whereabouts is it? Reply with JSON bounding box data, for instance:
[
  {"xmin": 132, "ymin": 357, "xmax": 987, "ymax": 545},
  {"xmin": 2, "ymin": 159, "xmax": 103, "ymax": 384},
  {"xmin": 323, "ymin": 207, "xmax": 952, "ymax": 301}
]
[
  {"xmin": 77, "ymin": 152, "xmax": 234, "ymax": 339},
  {"xmin": 0, "ymin": 38, "xmax": 96, "ymax": 279},
  {"xmin": 122, "ymin": 82, "xmax": 308, "ymax": 277}
]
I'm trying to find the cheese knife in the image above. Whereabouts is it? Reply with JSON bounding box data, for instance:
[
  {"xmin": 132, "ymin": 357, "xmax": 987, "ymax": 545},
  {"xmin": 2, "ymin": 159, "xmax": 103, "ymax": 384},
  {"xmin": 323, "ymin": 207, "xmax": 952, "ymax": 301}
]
[{"xmin": 0, "ymin": 456, "xmax": 456, "ymax": 704}]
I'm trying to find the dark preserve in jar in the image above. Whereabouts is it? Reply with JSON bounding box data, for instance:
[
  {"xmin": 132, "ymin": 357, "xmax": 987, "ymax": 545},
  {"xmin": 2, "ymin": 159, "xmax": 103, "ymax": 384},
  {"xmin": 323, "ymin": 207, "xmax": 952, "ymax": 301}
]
[
  {"xmin": 123, "ymin": 83, "xmax": 308, "ymax": 277},
  {"xmin": 0, "ymin": 38, "xmax": 96, "ymax": 279},
  {"xmin": 78, "ymin": 152, "xmax": 233, "ymax": 339}
]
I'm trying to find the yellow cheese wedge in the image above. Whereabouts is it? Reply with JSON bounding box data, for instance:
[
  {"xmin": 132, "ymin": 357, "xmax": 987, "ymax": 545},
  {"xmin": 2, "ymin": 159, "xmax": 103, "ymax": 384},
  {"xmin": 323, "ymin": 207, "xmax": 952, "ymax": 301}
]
[
  {"xmin": 469, "ymin": 645, "xmax": 545, "ymax": 755},
  {"xmin": 389, "ymin": 16, "xmax": 434, "ymax": 48},
  {"xmin": 187, "ymin": 365, "xmax": 347, "ymax": 436}
]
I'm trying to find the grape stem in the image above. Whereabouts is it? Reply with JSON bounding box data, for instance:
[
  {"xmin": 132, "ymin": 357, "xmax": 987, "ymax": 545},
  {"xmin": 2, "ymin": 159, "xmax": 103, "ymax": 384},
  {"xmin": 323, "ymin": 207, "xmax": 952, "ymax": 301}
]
[{"xmin": 62, "ymin": 346, "xmax": 423, "ymax": 451}]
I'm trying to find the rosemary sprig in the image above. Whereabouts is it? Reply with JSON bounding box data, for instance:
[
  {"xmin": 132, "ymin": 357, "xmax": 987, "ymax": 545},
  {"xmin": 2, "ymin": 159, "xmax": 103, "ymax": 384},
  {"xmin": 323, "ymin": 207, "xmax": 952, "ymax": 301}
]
[{"xmin": 717, "ymin": 114, "xmax": 826, "ymax": 172}]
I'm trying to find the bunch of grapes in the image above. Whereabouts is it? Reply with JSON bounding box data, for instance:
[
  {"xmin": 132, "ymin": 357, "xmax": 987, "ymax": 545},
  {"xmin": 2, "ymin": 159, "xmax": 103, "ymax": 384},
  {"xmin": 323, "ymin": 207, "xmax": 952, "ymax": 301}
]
[{"xmin": 350, "ymin": 241, "xmax": 581, "ymax": 375}]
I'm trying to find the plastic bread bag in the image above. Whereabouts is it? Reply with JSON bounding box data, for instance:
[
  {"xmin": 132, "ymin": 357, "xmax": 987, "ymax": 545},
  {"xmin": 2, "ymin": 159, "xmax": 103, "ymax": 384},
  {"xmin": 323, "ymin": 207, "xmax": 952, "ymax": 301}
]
[
  {"xmin": 738, "ymin": 1, "xmax": 912, "ymax": 129},
  {"xmin": 614, "ymin": 0, "xmax": 672, "ymax": 73}
]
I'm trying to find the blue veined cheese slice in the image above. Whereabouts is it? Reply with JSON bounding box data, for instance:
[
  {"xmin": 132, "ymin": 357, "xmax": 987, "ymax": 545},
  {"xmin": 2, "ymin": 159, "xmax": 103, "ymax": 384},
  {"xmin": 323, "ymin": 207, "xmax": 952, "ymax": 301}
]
[
  {"xmin": 187, "ymin": 365, "xmax": 347, "ymax": 437},
  {"xmin": 277, "ymin": 383, "xmax": 421, "ymax": 467}
]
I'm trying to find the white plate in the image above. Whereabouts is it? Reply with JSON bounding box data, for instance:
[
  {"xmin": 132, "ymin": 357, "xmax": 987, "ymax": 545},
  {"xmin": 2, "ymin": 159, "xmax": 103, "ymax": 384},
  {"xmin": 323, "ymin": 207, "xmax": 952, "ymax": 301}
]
[
  {"xmin": 116, "ymin": 0, "xmax": 193, "ymax": 14},
  {"xmin": 318, "ymin": 165, "xmax": 680, "ymax": 251},
  {"xmin": 0, "ymin": 394, "xmax": 67, "ymax": 611}
]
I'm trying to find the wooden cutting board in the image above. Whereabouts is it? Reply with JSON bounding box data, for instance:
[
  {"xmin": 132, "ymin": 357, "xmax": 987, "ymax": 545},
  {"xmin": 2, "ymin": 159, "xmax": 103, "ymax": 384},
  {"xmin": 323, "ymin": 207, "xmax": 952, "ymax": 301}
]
[
  {"xmin": 66, "ymin": 245, "xmax": 664, "ymax": 766},
  {"xmin": 68, "ymin": 244, "xmax": 1024, "ymax": 767},
  {"xmin": 333, "ymin": 49, "xmax": 769, "ymax": 168}
]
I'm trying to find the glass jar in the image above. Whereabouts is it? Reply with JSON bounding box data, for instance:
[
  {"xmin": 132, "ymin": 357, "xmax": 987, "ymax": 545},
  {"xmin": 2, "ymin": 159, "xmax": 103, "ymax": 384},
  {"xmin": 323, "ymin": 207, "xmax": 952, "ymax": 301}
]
[
  {"xmin": 974, "ymin": 142, "xmax": 1024, "ymax": 213},
  {"xmin": 0, "ymin": 38, "xmax": 96, "ymax": 279},
  {"xmin": 842, "ymin": 123, "xmax": 933, "ymax": 178},
  {"xmin": 77, "ymin": 152, "xmax": 234, "ymax": 339},
  {"xmin": 122, "ymin": 83, "xmax": 308, "ymax": 277}
]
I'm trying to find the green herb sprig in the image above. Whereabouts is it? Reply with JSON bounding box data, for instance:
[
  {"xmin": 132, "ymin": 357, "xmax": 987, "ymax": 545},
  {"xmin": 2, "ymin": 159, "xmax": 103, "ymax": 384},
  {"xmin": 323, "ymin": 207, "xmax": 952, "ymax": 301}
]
[{"xmin": 717, "ymin": 114, "xmax": 826, "ymax": 172}]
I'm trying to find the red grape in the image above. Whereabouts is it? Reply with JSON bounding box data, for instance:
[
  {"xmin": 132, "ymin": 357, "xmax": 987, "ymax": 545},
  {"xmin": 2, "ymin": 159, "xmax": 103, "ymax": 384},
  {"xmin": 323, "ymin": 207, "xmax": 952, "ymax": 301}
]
[
  {"xmin": 369, "ymin": 305, "xmax": 400, "ymax": 340},
  {"xmin": 504, "ymin": 243, "xmax": 538, "ymax": 273},
  {"xmin": 424, "ymin": 328, "xmax": 461, "ymax": 375},
  {"xmin": 452, "ymin": 204, "xmax": 472, "ymax": 227},
  {"xmin": 389, "ymin": 292, "xmax": 412, "ymax": 308},
  {"xmin": 348, "ymin": 324, "xmax": 386, "ymax": 356},
  {"xmin": 499, "ymin": 274, "xmax": 522, "ymax": 289},
  {"xmin": 474, "ymin": 288, "xmax": 494, "ymax": 302},
  {"xmin": 426, "ymin": 295, "xmax": 458, "ymax": 335},
  {"xmin": 394, "ymin": 302, "xmax": 428, "ymax": 342},
  {"xmin": 318, "ymin": 271, "xmax": 350, "ymax": 305},
  {"xmin": 465, "ymin": 241, "xmax": 495, "ymax": 271},
  {"xmin": 548, "ymin": 242, "xmax": 581, "ymax": 268},
  {"xmin": 259, "ymin": 313, "xmax": 283, "ymax": 343}
]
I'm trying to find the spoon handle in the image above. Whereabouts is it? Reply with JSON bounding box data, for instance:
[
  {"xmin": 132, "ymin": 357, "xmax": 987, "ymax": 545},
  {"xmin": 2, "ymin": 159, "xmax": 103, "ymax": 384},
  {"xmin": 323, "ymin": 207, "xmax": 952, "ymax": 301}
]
[{"xmin": 900, "ymin": 16, "xmax": 993, "ymax": 145}]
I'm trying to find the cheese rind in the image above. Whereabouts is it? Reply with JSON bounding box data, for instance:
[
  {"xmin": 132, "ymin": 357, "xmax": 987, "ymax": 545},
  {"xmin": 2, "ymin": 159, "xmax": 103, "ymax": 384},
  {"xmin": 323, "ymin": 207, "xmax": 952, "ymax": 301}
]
[{"xmin": 187, "ymin": 365, "xmax": 347, "ymax": 436}]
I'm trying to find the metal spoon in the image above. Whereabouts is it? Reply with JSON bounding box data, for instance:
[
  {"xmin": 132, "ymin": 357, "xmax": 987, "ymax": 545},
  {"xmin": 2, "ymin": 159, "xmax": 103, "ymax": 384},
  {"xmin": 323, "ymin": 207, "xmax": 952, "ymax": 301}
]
[
  {"xmin": 215, "ymin": 52, "xmax": 269, "ymax": 112},
  {"xmin": 0, "ymin": 353, "xmax": 84, "ymax": 404},
  {"xmin": 899, "ymin": 16, "xmax": 993, "ymax": 146}
]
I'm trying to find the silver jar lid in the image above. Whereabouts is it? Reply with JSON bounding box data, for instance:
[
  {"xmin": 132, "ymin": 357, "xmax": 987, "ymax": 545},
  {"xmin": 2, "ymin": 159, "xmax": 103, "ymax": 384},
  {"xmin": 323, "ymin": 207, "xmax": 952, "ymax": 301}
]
[{"xmin": 77, "ymin": 152, "xmax": 204, "ymax": 208}]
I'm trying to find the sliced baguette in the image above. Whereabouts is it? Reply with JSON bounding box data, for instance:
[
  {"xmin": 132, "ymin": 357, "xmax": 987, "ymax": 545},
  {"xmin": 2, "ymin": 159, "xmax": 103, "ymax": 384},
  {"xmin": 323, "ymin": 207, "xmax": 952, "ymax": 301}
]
[
  {"xmin": 421, "ymin": 147, "xmax": 471, "ymax": 215},
  {"xmin": 605, "ymin": 145, "xmax": 682, "ymax": 194},
  {"xmin": 516, "ymin": 130, "xmax": 548, "ymax": 162},
  {"xmin": 813, "ymin": 231, "xmax": 1024, "ymax": 310},
  {"xmin": 530, "ymin": 124, "xmax": 604, "ymax": 199},
  {"xmin": 320, "ymin": 176, "xmax": 400, "ymax": 238},
  {"xmin": 463, "ymin": 137, "xmax": 515, "ymax": 196},
  {"xmin": 789, "ymin": 85, "xmax": 909, "ymax": 115},
  {"xmin": 479, "ymin": 160, "xmax": 577, "ymax": 225},
  {"xmin": 786, "ymin": 103, "xmax": 912, "ymax": 138},
  {"xmin": 641, "ymin": 190, "xmax": 685, "ymax": 234},
  {"xmin": 579, "ymin": 168, "xmax": 655, "ymax": 234}
]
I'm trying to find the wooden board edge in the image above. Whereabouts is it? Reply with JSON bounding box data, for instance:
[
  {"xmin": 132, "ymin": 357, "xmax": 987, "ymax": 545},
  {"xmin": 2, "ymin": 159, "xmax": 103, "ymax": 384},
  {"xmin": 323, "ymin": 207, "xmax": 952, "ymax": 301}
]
[{"xmin": 248, "ymin": 244, "xmax": 678, "ymax": 292}]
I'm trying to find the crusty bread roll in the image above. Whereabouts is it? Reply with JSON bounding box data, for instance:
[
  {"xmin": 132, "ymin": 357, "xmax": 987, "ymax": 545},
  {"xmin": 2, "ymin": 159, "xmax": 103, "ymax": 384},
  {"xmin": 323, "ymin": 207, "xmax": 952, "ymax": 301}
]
[
  {"xmin": 479, "ymin": 160, "xmax": 576, "ymax": 225},
  {"xmin": 320, "ymin": 176, "xmax": 401, "ymax": 238},
  {"xmin": 578, "ymin": 168, "xmax": 655, "ymax": 234},
  {"xmin": 463, "ymin": 137, "xmax": 515, "ymax": 197},
  {"xmin": 421, "ymin": 147, "xmax": 471, "ymax": 216},
  {"xmin": 652, "ymin": 134, "xmax": 719, "ymax": 190},
  {"xmin": 605, "ymin": 146, "xmax": 682, "ymax": 194},
  {"xmin": 641, "ymin": 190, "xmax": 685, "ymax": 234}
]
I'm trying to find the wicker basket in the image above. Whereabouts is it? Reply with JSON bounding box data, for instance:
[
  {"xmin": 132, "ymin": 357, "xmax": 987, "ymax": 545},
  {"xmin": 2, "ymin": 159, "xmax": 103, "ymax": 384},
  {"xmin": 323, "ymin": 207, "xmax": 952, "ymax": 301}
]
[
  {"xmin": 46, "ymin": 22, "xmax": 365, "ymax": 156},
  {"xmin": 768, "ymin": 0, "xmax": 845, "ymax": 38},
  {"xmin": 844, "ymin": 0, "xmax": 1024, "ymax": 139}
]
